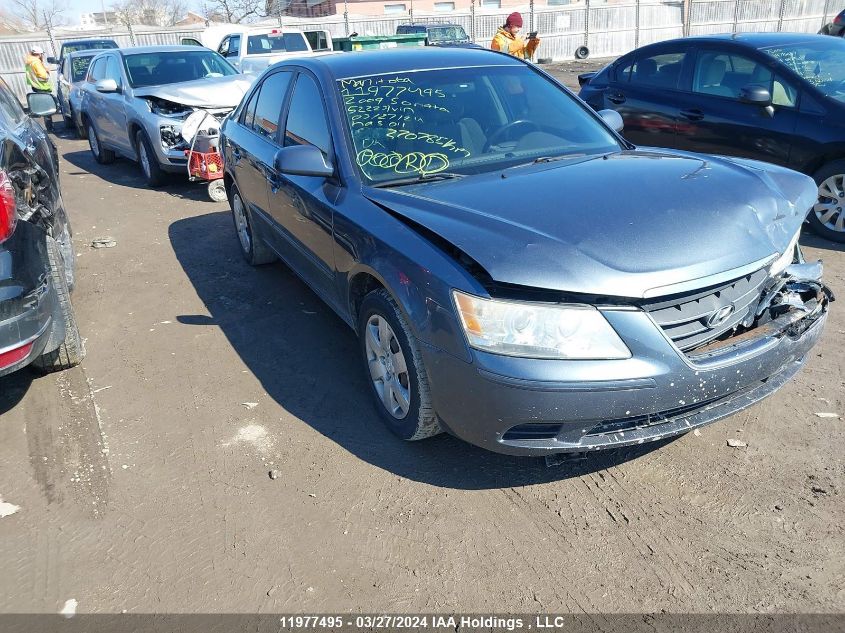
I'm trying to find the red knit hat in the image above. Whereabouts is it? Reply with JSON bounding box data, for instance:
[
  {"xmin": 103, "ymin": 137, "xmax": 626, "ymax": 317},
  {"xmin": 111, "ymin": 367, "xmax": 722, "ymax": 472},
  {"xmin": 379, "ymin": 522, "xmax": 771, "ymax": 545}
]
[{"xmin": 506, "ymin": 12, "xmax": 523, "ymax": 27}]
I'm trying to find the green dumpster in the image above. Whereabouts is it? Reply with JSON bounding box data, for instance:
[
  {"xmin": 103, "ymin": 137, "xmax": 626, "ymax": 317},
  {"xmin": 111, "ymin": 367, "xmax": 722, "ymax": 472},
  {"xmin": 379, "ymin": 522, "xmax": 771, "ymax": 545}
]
[{"xmin": 332, "ymin": 33, "xmax": 426, "ymax": 52}]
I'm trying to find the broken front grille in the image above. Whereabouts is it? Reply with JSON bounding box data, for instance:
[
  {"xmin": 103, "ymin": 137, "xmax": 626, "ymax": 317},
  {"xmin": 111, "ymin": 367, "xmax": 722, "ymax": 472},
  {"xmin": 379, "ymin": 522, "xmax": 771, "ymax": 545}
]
[{"xmin": 641, "ymin": 268, "xmax": 770, "ymax": 352}]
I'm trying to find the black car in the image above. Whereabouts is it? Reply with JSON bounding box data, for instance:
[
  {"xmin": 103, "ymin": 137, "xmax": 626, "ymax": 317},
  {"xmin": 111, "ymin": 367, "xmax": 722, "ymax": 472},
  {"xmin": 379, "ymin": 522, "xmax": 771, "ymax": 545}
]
[
  {"xmin": 578, "ymin": 33, "xmax": 845, "ymax": 242},
  {"xmin": 396, "ymin": 23, "xmax": 479, "ymax": 48},
  {"xmin": 47, "ymin": 38, "xmax": 118, "ymax": 66},
  {"xmin": 819, "ymin": 10, "xmax": 845, "ymax": 37},
  {"xmin": 0, "ymin": 78, "xmax": 83, "ymax": 377}
]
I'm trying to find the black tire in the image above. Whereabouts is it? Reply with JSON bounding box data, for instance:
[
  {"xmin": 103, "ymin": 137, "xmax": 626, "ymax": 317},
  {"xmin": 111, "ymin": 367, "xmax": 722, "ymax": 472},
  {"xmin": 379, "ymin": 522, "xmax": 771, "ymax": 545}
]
[
  {"xmin": 86, "ymin": 119, "xmax": 114, "ymax": 164},
  {"xmin": 56, "ymin": 222, "xmax": 76, "ymax": 292},
  {"xmin": 135, "ymin": 130, "xmax": 165, "ymax": 188},
  {"xmin": 32, "ymin": 236, "xmax": 85, "ymax": 373},
  {"xmin": 358, "ymin": 288, "xmax": 442, "ymax": 441},
  {"xmin": 575, "ymin": 46, "xmax": 590, "ymax": 60},
  {"xmin": 808, "ymin": 160, "xmax": 845, "ymax": 243},
  {"xmin": 63, "ymin": 113, "xmax": 75, "ymax": 134},
  {"xmin": 230, "ymin": 184, "xmax": 276, "ymax": 266}
]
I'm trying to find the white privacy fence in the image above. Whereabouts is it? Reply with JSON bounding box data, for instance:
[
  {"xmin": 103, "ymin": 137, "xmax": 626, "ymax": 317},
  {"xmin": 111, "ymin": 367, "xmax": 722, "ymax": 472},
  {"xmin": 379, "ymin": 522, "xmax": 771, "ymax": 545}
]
[{"xmin": 0, "ymin": 0, "xmax": 835, "ymax": 102}]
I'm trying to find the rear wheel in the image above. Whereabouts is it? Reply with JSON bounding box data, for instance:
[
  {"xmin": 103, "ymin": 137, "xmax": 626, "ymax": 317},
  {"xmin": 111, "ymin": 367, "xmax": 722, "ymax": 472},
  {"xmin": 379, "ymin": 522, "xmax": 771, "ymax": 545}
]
[
  {"xmin": 230, "ymin": 184, "xmax": 276, "ymax": 266},
  {"xmin": 87, "ymin": 120, "xmax": 114, "ymax": 164},
  {"xmin": 32, "ymin": 236, "xmax": 85, "ymax": 373},
  {"xmin": 358, "ymin": 288, "xmax": 441, "ymax": 441},
  {"xmin": 136, "ymin": 130, "xmax": 165, "ymax": 188},
  {"xmin": 809, "ymin": 160, "xmax": 845, "ymax": 243}
]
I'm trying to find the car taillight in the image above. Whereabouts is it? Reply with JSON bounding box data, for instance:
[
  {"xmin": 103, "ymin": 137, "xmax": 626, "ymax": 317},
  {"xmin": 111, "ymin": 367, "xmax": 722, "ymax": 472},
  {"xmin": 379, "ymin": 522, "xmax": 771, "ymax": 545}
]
[
  {"xmin": 0, "ymin": 341, "xmax": 33, "ymax": 370},
  {"xmin": 835, "ymin": 11, "xmax": 845, "ymax": 24},
  {"xmin": 0, "ymin": 171, "xmax": 17, "ymax": 243}
]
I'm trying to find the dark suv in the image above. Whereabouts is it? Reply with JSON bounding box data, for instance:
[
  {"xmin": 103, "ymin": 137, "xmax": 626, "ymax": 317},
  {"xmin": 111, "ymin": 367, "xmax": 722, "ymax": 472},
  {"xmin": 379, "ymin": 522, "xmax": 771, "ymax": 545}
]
[
  {"xmin": 47, "ymin": 38, "xmax": 118, "ymax": 66},
  {"xmin": 396, "ymin": 23, "xmax": 479, "ymax": 48},
  {"xmin": 0, "ymin": 78, "xmax": 84, "ymax": 377}
]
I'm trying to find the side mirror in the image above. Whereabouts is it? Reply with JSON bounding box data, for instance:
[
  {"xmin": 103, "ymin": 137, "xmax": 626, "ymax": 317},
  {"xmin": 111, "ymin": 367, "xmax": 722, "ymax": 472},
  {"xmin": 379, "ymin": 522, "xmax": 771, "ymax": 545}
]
[
  {"xmin": 578, "ymin": 71, "xmax": 597, "ymax": 87},
  {"xmin": 47, "ymin": 56, "xmax": 57, "ymax": 64},
  {"xmin": 26, "ymin": 92, "xmax": 58, "ymax": 117},
  {"xmin": 95, "ymin": 78, "xmax": 119, "ymax": 93},
  {"xmin": 274, "ymin": 145, "xmax": 334, "ymax": 178},
  {"xmin": 739, "ymin": 84, "xmax": 772, "ymax": 106},
  {"xmin": 598, "ymin": 108, "xmax": 624, "ymax": 133}
]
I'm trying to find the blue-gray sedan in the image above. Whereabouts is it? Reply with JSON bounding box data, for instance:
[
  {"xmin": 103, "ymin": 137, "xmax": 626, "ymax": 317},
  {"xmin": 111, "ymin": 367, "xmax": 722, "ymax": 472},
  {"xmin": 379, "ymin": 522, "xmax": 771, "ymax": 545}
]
[{"xmin": 220, "ymin": 48, "xmax": 831, "ymax": 456}]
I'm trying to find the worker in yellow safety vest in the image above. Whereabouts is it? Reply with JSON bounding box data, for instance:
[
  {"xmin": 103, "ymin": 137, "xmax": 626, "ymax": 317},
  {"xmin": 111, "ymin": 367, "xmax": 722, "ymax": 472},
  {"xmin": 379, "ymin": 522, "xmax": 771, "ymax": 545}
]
[
  {"xmin": 491, "ymin": 12, "xmax": 540, "ymax": 60},
  {"xmin": 25, "ymin": 45, "xmax": 54, "ymax": 131}
]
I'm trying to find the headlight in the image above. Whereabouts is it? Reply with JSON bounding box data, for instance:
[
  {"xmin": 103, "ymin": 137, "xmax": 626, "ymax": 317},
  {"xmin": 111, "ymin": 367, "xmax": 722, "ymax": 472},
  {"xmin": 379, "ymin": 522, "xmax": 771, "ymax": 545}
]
[
  {"xmin": 770, "ymin": 230, "xmax": 801, "ymax": 277},
  {"xmin": 452, "ymin": 290, "xmax": 631, "ymax": 360},
  {"xmin": 160, "ymin": 125, "xmax": 181, "ymax": 148}
]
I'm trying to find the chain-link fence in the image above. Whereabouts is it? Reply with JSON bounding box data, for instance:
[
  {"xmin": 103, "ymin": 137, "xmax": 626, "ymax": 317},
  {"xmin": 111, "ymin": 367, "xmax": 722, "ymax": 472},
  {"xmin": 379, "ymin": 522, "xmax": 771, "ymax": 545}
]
[{"xmin": 0, "ymin": 0, "xmax": 834, "ymax": 102}]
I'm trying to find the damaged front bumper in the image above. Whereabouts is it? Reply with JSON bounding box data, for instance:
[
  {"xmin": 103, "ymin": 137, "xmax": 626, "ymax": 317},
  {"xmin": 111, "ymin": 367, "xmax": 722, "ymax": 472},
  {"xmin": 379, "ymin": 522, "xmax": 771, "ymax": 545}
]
[
  {"xmin": 424, "ymin": 265, "xmax": 832, "ymax": 456},
  {"xmin": 141, "ymin": 98, "xmax": 231, "ymax": 172}
]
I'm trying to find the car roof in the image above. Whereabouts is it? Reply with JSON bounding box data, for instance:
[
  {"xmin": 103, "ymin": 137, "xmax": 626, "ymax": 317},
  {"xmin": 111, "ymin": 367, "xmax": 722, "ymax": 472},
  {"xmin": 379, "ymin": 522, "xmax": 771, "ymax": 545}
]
[
  {"xmin": 66, "ymin": 48, "xmax": 109, "ymax": 58},
  {"xmin": 401, "ymin": 23, "xmax": 462, "ymax": 28},
  {"xmin": 61, "ymin": 38, "xmax": 116, "ymax": 45},
  {"xmin": 291, "ymin": 47, "xmax": 523, "ymax": 80},
  {"xmin": 114, "ymin": 45, "xmax": 211, "ymax": 56},
  {"xmin": 647, "ymin": 32, "xmax": 832, "ymax": 49}
]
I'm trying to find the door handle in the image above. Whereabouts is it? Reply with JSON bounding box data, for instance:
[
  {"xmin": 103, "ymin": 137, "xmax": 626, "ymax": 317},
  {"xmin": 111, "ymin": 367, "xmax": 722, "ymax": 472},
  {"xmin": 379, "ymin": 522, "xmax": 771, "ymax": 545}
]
[
  {"xmin": 608, "ymin": 92, "xmax": 626, "ymax": 104},
  {"xmin": 680, "ymin": 109, "xmax": 704, "ymax": 121}
]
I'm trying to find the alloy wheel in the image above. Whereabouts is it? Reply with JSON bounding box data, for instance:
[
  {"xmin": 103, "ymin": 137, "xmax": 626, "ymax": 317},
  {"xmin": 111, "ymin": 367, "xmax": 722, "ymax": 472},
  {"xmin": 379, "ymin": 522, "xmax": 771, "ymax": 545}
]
[
  {"xmin": 139, "ymin": 142, "xmax": 151, "ymax": 179},
  {"xmin": 815, "ymin": 174, "xmax": 845, "ymax": 234},
  {"xmin": 88, "ymin": 124, "xmax": 99, "ymax": 158},
  {"xmin": 232, "ymin": 193, "xmax": 251, "ymax": 254},
  {"xmin": 365, "ymin": 314, "xmax": 411, "ymax": 419}
]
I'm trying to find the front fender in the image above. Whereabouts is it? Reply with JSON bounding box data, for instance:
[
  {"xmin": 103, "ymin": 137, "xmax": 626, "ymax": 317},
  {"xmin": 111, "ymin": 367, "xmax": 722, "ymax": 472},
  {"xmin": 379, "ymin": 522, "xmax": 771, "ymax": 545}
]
[{"xmin": 336, "ymin": 197, "xmax": 483, "ymax": 364}]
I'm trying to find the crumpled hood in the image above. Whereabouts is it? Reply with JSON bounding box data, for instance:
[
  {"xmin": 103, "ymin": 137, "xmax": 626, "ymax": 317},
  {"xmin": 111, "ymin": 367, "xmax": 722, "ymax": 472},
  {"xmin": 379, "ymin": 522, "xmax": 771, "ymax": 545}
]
[
  {"xmin": 133, "ymin": 74, "xmax": 253, "ymax": 108},
  {"xmin": 363, "ymin": 149, "xmax": 817, "ymax": 298}
]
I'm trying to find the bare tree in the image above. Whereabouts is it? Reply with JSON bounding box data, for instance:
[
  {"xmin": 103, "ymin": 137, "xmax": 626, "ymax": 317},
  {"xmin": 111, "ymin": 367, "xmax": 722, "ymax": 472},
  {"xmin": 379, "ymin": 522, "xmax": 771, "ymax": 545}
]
[
  {"xmin": 207, "ymin": 0, "xmax": 263, "ymax": 23},
  {"xmin": 111, "ymin": 0, "xmax": 187, "ymax": 26},
  {"xmin": 9, "ymin": 0, "xmax": 66, "ymax": 30}
]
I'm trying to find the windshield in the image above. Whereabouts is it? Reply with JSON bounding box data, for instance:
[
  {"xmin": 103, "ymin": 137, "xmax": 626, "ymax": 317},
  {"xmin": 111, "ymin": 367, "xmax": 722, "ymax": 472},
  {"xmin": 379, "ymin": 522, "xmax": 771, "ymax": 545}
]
[
  {"xmin": 761, "ymin": 39, "xmax": 845, "ymax": 102},
  {"xmin": 63, "ymin": 40, "xmax": 117, "ymax": 55},
  {"xmin": 70, "ymin": 55, "xmax": 95, "ymax": 82},
  {"xmin": 338, "ymin": 66, "xmax": 621, "ymax": 185},
  {"xmin": 428, "ymin": 26, "xmax": 469, "ymax": 42},
  {"xmin": 123, "ymin": 50, "xmax": 238, "ymax": 87},
  {"xmin": 246, "ymin": 33, "xmax": 309, "ymax": 55}
]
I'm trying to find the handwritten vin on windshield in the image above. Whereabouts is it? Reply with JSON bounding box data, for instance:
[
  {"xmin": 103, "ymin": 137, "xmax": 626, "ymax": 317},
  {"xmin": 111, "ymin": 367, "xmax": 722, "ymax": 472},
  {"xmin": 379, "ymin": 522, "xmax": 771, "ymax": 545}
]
[{"xmin": 339, "ymin": 75, "xmax": 472, "ymax": 178}]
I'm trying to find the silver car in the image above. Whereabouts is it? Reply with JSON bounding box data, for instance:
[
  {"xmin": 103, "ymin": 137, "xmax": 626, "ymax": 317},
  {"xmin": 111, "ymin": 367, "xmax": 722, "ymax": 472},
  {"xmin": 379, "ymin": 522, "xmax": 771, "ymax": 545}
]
[
  {"xmin": 57, "ymin": 50, "xmax": 104, "ymax": 137},
  {"xmin": 79, "ymin": 45, "xmax": 253, "ymax": 187}
]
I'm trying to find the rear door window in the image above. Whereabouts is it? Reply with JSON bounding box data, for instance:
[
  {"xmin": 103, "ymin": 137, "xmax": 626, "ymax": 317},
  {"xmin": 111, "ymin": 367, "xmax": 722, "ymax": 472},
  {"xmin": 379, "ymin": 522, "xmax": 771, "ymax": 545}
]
[
  {"xmin": 617, "ymin": 51, "xmax": 687, "ymax": 90},
  {"xmin": 250, "ymin": 71, "xmax": 293, "ymax": 140}
]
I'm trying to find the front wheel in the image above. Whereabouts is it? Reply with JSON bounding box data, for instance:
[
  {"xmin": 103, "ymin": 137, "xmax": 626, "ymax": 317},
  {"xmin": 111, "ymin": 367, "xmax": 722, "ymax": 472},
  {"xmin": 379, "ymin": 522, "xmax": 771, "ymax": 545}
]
[
  {"xmin": 136, "ymin": 130, "xmax": 165, "ymax": 188},
  {"xmin": 809, "ymin": 160, "xmax": 845, "ymax": 243},
  {"xmin": 358, "ymin": 288, "xmax": 442, "ymax": 441}
]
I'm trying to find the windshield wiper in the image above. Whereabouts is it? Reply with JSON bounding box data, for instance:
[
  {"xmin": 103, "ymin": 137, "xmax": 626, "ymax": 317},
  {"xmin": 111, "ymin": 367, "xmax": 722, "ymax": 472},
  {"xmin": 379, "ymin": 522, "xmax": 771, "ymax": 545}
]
[{"xmin": 371, "ymin": 172, "xmax": 465, "ymax": 188}]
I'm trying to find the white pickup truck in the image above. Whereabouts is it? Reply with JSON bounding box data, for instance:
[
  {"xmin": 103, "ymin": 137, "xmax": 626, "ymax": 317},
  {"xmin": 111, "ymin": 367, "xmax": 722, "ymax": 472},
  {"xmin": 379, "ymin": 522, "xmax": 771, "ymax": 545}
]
[{"xmin": 183, "ymin": 25, "xmax": 332, "ymax": 74}]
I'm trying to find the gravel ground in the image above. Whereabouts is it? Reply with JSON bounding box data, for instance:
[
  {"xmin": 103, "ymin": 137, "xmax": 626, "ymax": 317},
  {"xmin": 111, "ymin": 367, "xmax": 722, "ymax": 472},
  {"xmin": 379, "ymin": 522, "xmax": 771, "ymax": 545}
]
[{"xmin": 0, "ymin": 98, "xmax": 843, "ymax": 615}]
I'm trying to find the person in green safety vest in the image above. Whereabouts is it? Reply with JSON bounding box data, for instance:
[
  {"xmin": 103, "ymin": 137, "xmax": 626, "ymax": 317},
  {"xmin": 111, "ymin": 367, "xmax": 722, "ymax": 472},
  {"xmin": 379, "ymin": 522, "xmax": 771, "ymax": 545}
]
[{"xmin": 25, "ymin": 45, "xmax": 54, "ymax": 131}]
